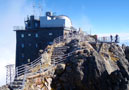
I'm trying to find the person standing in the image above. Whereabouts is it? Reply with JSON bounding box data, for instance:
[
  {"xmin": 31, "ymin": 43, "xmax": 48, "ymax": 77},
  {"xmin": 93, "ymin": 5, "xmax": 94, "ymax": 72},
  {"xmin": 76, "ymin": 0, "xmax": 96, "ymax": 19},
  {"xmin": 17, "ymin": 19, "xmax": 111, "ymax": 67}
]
[
  {"xmin": 115, "ymin": 34, "xmax": 119, "ymax": 43},
  {"xmin": 110, "ymin": 35, "xmax": 113, "ymax": 42}
]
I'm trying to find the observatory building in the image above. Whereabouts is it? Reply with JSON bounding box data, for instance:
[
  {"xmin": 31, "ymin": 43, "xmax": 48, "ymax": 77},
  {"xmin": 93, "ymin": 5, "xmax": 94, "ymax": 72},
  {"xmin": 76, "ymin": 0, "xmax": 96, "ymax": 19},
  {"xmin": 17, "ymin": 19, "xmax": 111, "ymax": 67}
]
[{"xmin": 15, "ymin": 12, "xmax": 74, "ymax": 67}]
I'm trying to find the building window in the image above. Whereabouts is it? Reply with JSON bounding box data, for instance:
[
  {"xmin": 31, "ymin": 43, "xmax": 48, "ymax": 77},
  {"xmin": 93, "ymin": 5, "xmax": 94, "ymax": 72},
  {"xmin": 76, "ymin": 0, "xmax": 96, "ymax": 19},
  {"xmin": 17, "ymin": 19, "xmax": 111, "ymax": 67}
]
[
  {"xmin": 35, "ymin": 33, "xmax": 38, "ymax": 38},
  {"xmin": 21, "ymin": 34, "xmax": 24, "ymax": 38},
  {"xmin": 28, "ymin": 43, "xmax": 31, "ymax": 47},
  {"xmin": 35, "ymin": 23, "xmax": 38, "ymax": 28},
  {"xmin": 49, "ymin": 42, "xmax": 53, "ymax": 45},
  {"xmin": 36, "ymin": 43, "xmax": 38, "ymax": 48},
  {"xmin": 27, "ymin": 59, "xmax": 30, "ymax": 63},
  {"xmin": 21, "ymin": 44, "xmax": 24, "ymax": 48},
  {"xmin": 49, "ymin": 33, "xmax": 53, "ymax": 36},
  {"xmin": 21, "ymin": 53, "xmax": 24, "ymax": 58},
  {"xmin": 28, "ymin": 34, "xmax": 31, "ymax": 36}
]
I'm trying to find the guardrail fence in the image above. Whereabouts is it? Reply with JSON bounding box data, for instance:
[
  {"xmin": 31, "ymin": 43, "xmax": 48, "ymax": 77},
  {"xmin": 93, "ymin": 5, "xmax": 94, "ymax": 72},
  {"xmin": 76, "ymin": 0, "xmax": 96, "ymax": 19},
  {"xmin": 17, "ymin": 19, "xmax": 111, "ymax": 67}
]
[{"xmin": 12, "ymin": 30, "xmax": 120, "ymax": 89}]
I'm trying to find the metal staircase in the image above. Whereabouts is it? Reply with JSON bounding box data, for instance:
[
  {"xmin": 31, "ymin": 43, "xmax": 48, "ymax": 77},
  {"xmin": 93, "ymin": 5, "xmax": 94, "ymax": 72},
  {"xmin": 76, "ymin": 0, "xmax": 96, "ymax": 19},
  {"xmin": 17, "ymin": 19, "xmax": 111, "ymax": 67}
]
[
  {"xmin": 10, "ymin": 32, "xmax": 86, "ymax": 90},
  {"xmin": 10, "ymin": 78, "xmax": 23, "ymax": 90},
  {"xmin": 51, "ymin": 46, "xmax": 69, "ymax": 65},
  {"xmin": 10, "ymin": 30, "xmax": 118, "ymax": 90}
]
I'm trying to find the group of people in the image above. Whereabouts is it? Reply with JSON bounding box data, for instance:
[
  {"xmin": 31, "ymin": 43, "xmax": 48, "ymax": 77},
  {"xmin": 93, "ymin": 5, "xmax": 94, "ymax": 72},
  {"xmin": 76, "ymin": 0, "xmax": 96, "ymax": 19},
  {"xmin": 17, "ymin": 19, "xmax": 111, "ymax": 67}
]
[
  {"xmin": 65, "ymin": 29, "xmax": 120, "ymax": 43},
  {"xmin": 94, "ymin": 34, "xmax": 119, "ymax": 43},
  {"xmin": 110, "ymin": 34, "xmax": 119, "ymax": 43}
]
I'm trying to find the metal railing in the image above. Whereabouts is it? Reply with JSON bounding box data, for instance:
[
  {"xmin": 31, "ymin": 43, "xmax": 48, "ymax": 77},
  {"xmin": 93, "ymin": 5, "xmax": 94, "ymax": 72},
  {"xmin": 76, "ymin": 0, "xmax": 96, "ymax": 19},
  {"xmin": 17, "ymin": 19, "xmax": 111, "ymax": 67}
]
[
  {"xmin": 12, "ymin": 32, "xmax": 82, "ymax": 89},
  {"xmin": 15, "ymin": 56, "xmax": 42, "ymax": 77},
  {"xmin": 13, "ymin": 26, "xmax": 25, "ymax": 30},
  {"xmin": 98, "ymin": 36, "xmax": 120, "ymax": 43},
  {"xmin": 13, "ymin": 30, "xmax": 120, "ymax": 90},
  {"xmin": 53, "ymin": 32, "xmax": 86, "ymax": 45}
]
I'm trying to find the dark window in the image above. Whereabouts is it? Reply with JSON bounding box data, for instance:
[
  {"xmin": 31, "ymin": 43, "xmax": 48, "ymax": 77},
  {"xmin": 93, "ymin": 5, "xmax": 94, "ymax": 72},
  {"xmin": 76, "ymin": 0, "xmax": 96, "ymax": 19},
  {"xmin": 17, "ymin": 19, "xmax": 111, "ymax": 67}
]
[
  {"xmin": 28, "ymin": 34, "xmax": 31, "ymax": 36},
  {"xmin": 27, "ymin": 59, "xmax": 30, "ymax": 63},
  {"xmin": 21, "ymin": 53, "xmax": 24, "ymax": 58},
  {"xmin": 21, "ymin": 34, "xmax": 24, "ymax": 38},
  {"xmin": 21, "ymin": 44, "xmax": 24, "ymax": 48},
  {"xmin": 35, "ymin": 33, "xmax": 38, "ymax": 38},
  {"xmin": 35, "ymin": 23, "xmax": 38, "ymax": 28},
  {"xmin": 49, "ymin": 42, "xmax": 53, "ymax": 45},
  {"xmin": 49, "ymin": 33, "xmax": 53, "ymax": 36},
  {"xmin": 28, "ymin": 43, "xmax": 32, "ymax": 46},
  {"xmin": 36, "ymin": 43, "xmax": 38, "ymax": 48}
]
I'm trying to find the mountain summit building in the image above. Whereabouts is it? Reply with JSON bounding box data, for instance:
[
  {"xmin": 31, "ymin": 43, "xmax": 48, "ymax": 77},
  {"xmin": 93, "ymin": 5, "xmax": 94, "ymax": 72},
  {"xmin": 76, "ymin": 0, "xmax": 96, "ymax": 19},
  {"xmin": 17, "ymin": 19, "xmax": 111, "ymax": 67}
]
[{"xmin": 15, "ymin": 12, "xmax": 74, "ymax": 67}]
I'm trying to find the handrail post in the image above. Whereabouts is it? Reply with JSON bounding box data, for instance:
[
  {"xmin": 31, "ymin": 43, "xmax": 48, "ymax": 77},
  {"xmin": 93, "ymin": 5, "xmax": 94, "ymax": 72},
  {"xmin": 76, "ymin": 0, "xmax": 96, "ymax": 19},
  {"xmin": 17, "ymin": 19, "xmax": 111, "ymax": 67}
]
[
  {"xmin": 15, "ymin": 67, "xmax": 18, "ymax": 78},
  {"xmin": 40, "ymin": 62, "xmax": 42, "ymax": 73},
  {"xmin": 39, "ymin": 56, "xmax": 42, "ymax": 73},
  {"xmin": 21, "ymin": 65, "xmax": 27, "ymax": 90},
  {"xmin": 17, "ymin": 68, "xmax": 18, "ymax": 78}
]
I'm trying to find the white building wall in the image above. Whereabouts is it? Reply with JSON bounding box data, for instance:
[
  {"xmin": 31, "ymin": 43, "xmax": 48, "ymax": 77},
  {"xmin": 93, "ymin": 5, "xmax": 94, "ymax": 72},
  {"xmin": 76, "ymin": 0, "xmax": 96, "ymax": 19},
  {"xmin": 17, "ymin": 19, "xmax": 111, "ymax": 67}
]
[
  {"xmin": 65, "ymin": 19, "xmax": 72, "ymax": 28},
  {"xmin": 40, "ymin": 16, "xmax": 65, "ymax": 28}
]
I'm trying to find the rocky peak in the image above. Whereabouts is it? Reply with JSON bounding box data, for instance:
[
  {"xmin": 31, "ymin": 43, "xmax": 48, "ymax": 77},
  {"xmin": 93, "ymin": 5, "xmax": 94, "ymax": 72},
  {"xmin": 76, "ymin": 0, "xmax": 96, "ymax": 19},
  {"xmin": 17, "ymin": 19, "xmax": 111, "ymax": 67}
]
[
  {"xmin": 51, "ymin": 40, "xmax": 129, "ymax": 90},
  {"xmin": 1, "ymin": 37, "xmax": 129, "ymax": 90}
]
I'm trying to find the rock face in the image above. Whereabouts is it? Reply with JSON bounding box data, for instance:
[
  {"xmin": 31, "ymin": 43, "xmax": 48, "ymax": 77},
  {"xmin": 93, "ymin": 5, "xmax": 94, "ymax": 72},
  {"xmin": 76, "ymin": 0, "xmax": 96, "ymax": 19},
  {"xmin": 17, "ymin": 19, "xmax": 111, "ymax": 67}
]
[
  {"xmin": 124, "ymin": 46, "xmax": 129, "ymax": 62},
  {"xmin": 51, "ymin": 40, "xmax": 129, "ymax": 90},
  {"xmin": 3, "ymin": 39, "xmax": 129, "ymax": 90}
]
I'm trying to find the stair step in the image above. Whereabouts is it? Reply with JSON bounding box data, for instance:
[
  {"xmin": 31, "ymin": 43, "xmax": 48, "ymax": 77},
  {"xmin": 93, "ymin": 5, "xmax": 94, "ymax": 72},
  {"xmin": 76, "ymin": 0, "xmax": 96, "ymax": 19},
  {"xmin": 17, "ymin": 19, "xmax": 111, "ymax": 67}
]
[
  {"xmin": 51, "ymin": 57, "xmax": 66, "ymax": 60},
  {"xmin": 14, "ymin": 78, "xmax": 23, "ymax": 81},
  {"xmin": 13, "ymin": 81, "xmax": 23, "ymax": 84},
  {"xmin": 52, "ymin": 54, "xmax": 65, "ymax": 56},
  {"xmin": 11, "ymin": 85, "xmax": 22, "ymax": 89},
  {"xmin": 51, "ymin": 60, "xmax": 64, "ymax": 64},
  {"xmin": 52, "ymin": 59, "xmax": 65, "ymax": 62},
  {"xmin": 11, "ymin": 84, "xmax": 22, "ymax": 87},
  {"xmin": 51, "ymin": 55, "xmax": 66, "ymax": 58},
  {"xmin": 52, "ymin": 52, "xmax": 64, "ymax": 55},
  {"xmin": 52, "ymin": 52, "xmax": 64, "ymax": 54},
  {"xmin": 51, "ymin": 58, "xmax": 66, "ymax": 60},
  {"xmin": 53, "ymin": 50, "xmax": 64, "ymax": 52},
  {"xmin": 51, "ymin": 59, "xmax": 66, "ymax": 62},
  {"xmin": 52, "ymin": 54, "xmax": 66, "ymax": 56},
  {"xmin": 55, "ymin": 46, "xmax": 69, "ymax": 49},
  {"xmin": 53, "ymin": 50, "xmax": 67, "ymax": 52},
  {"xmin": 54, "ymin": 48, "xmax": 68, "ymax": 50},
  {"xmin": 51, "ymin": 58, "xmax": 66, "ymax": 61},
  {"xmin": 54, "ymin": 47, "xmax": 68, "ymax": 49}
]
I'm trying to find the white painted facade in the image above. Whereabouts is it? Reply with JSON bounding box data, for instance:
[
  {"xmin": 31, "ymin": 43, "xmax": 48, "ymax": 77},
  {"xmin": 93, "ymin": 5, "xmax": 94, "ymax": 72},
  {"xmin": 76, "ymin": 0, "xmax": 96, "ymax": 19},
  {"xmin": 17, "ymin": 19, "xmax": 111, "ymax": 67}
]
[{"xmin": 40, "ymin": 15, "xmax": 72, "ymax": 28}]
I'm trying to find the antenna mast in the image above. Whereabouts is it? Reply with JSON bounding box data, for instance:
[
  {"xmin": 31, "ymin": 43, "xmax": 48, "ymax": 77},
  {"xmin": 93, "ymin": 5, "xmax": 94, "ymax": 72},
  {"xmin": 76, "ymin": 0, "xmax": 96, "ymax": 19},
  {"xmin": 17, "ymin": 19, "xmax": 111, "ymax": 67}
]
[
  {"xmin": 32, "ymin": 0, "xmax": 36, "ymax": 16},
  {"xmin": 38, "ymin": 0, "xmax": 43, "ymax": 16}
]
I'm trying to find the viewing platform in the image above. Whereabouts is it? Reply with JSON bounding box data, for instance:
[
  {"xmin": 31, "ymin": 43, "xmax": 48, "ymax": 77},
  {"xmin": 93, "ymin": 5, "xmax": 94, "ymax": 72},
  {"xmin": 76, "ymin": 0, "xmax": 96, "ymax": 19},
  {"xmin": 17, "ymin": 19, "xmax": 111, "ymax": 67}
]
[{"xmin": 97, "ymin": 36, "xmax": 120, "ymax": 43}]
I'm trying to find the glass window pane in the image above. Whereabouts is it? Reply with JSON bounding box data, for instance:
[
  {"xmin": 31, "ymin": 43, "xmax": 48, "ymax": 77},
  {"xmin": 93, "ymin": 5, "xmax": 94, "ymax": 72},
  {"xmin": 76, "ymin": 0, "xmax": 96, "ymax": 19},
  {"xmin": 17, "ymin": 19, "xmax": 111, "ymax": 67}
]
[
  {"xmin": 22, "ymin": 53, "xmax": 24, "ymax": 58},
  {"xmin": 21, "ymin": 44, "xmax": 24, "ymax": 48},
  {"xmin": 35, "ymin": 33, "xmax": 38, "ymax": 38},
  {"xmin": 28, "ymin": 34, "xmax": 31, "ymax": 36},
  {"xmin": 49, "ymin": 33, "xmax": 53, "ymax": 36},
  {"xmin": 21, "ymin": 34, "xmax": 24, "ymax": 38}
]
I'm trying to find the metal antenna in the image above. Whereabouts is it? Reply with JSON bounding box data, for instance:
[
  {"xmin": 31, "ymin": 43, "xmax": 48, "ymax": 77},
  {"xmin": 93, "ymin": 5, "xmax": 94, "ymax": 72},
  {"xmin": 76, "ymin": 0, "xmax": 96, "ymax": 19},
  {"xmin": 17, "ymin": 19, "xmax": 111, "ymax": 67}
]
[
  {"xmin": 38, "ymin": 0, "xmax": 43, "ymax": 16},
  {"xmin": 33, "ymin": 0, "xmax": 36, "ymax": 16},
  {"xmin": 6, "ymin": 64, "xmax": 15, "ymax": 85}
]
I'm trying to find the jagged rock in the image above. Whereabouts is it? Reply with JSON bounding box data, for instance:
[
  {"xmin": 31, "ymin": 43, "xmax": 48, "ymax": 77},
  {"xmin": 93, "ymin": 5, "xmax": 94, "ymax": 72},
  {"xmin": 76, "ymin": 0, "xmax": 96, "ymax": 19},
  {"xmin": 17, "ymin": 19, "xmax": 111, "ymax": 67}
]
[
  {"xmin": 55, "ymin": 64, "xmax": 66, "ymax": 75},
  {"xmin": 51, "ymin": 41, "xmax": 129, "ymax": 90},
  {"xmin": 124, "ymin": 46, "xmax": 129, "ymax": 62},
  {"xmin": 12, "ymin": 38, "xmax": 129, "ymax": 90}
]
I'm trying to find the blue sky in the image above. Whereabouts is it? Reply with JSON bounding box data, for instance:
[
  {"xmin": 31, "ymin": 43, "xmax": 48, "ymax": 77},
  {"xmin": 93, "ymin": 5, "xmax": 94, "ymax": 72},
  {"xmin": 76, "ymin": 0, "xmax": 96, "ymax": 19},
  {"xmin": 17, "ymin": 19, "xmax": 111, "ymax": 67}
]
[{"xmin": 0, "ymin": 0, "xmax": 129, "ymax": 86}]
